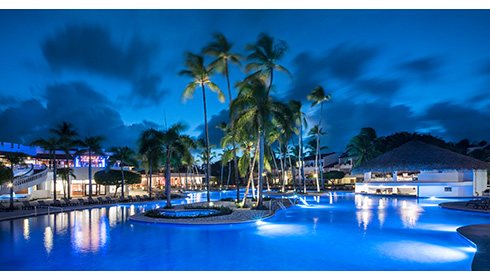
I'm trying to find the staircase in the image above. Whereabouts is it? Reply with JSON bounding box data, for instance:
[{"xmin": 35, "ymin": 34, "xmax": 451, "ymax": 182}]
[{"xmin": 1, "ymin": 164, "xmax": 48, "ymax": 195}]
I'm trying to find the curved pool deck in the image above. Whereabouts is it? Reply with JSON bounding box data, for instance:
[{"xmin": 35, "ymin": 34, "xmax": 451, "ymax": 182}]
[
  {"xmin": 439, "ymin": 201, "xmax": 490, "ymax": 270},
  {"xmin": 129, "ymin": 199, "xmax": 293, "ymax": 225}
]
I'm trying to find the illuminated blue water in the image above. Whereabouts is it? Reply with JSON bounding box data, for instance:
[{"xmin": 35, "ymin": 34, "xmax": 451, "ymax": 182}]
[{"xmin": 0, "ymin": 191, "xmax": 488, "ymax": 271}]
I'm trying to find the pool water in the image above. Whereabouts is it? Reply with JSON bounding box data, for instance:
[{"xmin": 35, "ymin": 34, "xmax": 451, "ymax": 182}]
[
  {"xmin": 0, "ymin": 191, "xmax": 488, "ymax": 271},
  {"xmin": 157, "ymin": 209, "xmax": 219, "ymax": 217}
]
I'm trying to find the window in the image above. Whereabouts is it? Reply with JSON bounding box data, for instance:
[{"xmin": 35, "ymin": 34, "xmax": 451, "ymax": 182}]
[{"xmin": 444, "ymin": 187, "xmax": 452, "ymax": 192}]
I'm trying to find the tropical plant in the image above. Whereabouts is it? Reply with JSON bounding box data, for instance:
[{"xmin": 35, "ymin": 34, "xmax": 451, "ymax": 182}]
[
  {"xmin": 108, "ymin": 146, "xmax": 138, "ymax": 197},
  {"xmin": 50, "ymin": 122, "xmax": 79, "ymax": 199},
  {"xmin": 289, "ymin": 100, "xmax": 308, "ymax": 192},
  {"xmin": 77, "ymin": 136, "xmax": 106, "ymax": 199},
  {"xmin": 94, "ymin": 169, "xmax": 142, "ymax": 197},
  {"xmin": 31, "ymin": 136, "xmax": 61, "ymax": 201},
  {"xmin": 307, "ymin": 86, "xmax": 331, "ymax": 192},
  {"xmin": 58, "ymin": 167, "xmax": 76, "ymax": 198},
  {"xmin": 231, "ymin": 78, "xmax": 289, "ymax": 207},
  {"xmin": 160, "ymin": 122, "xmax": 189, "ymax": 208},
  {"xmin": 138, "ymin": 128, "xmax": 164, "ymax": 199},
  {"xmin": 244, "ymin": 33, "xmax": 292, "ymax": 95},
  {"xmin": 203, "ymin": 33, "xmax": 243, "ymax": 201},
  {"xmin": 180, "ymin": 52, "xmax": 224, "ymax": 202},
  {"xmin": 3, "ymin": 152, "xmax": 26, "ymax": 209},
  {"xmin": 346, "ymin": 127, "xmax": 380, "ymax": 168},
  {"xmin": 307, "ymin": 125, "xmax": 327, "ymax": 192}
]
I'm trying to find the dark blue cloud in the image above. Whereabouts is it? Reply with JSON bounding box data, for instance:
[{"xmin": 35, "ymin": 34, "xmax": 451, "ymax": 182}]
[
  {"xmin": 398, "ymin": 56, "xmax": 443, "ymax": 82},
  {"xmin": 355, "ymin": 77, "xmax": 402, "ymax": 97},
  {"xmin": 41, "ymin": 23, "xmax": 168, "ymax": 104}
]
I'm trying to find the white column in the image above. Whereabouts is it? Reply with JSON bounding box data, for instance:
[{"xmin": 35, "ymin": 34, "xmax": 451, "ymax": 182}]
[
  {"xmin": 473, "ymin": 169, "xmax": 487, "ymax": 196},
  {"xmin": 393, "ymin": 171, "xmax": 397, "ymax": 181},
  {"xmin": 364, "ymin": 172, "xmax": 372, "ymax": 182}
]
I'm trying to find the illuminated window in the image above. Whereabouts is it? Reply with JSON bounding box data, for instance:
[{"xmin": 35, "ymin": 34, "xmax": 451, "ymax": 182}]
[{"xmin": 444, "ymin": 187, "xmax": 452, "ymax": 192}]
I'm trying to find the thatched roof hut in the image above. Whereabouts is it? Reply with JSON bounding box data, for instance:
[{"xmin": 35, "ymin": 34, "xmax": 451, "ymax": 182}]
[{"xmin": 351, "ymin": 140, "xmax": 490, "ymax": 175}]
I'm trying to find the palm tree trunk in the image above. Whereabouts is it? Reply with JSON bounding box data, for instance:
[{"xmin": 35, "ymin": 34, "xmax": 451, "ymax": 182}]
[
  {"xmin": 227, "ymin": 161, "xmax": 231, "ymax": 189},
  {"xmin": 185, "ymin": 166, "xmax": 189, "ymax": 190},
  {"xmin": 257, "ymin": 131, "xmax": 265, "ymax": 207},
  {"xmin": 66, "ymin": 156, "xmax": 71, "ymax": 199},
  {"xmin": 315, "ymin": 133, "xmax": 320, "ymax": 192},
  {"xmin": 165, "ymin": 151, "xmax": 172, "ymax": 207},
  {"xmin": 226, "ymin": 62, "xmax": 241, "ymax": 202},
  {"xmin": 220, "ymin": 161, "xmax": 224, "ymax": 189},
  {"xmin": 9, "ymin": 162, "xmax": 14, "ymax": 209},
  {"xmin": 121, "ymin": 163, "xmax": 125, "ymax": 197},
  {"xmin": 202, "ymin": 86, "xmax": 211, "ymax": 203},
  {"xmin": 268, "ymin": 145, "xmax": 279, "ymax": 188},
  {"xmin": 88, "ymin": 150, "xmax": 92, "ymax": 199},
  {"xmin": 149, "ymin": 164, "xmax": 152, "ymax": 198},
  {"xmin": 287, "ymin": 145, "xmax": 297, "ymax": 191},
  {"xmin": 299, "ymin": 119, "xmax": 306, "ymax": 193},
  {"xmin": 241, "ymin": 143, "xmax": 259, "ymax": 205},
  {"xmin": 319, "ymin": 102, "xmax": 324, "ymax": 192},
  {"xmin": 53, "ymin": 153, "xmax": 57, "ymax": 201},
  {"xmin": 279, "ymin": 146, "xmax": 285, "ymax": 192}
]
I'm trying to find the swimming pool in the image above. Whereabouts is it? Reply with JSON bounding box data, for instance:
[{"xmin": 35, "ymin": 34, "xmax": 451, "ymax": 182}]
[{"xmin": 0, "ymin": 191, "xmax": 488, "ymax": 271}]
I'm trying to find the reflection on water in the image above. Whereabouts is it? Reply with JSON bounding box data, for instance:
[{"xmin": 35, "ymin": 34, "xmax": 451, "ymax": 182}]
[
  {"xmin": 44, "ymin": 226, "xmax": 52, "ymax": 254},
  {"xmin": 399, "ymin": 200, "xmax": 424, "ymax": 228},
  {"xmin": 0, "ymin": 191, "xmax": 483, "ymax": 271}
]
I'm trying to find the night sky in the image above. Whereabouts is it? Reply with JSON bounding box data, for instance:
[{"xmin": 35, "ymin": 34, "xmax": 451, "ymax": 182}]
[{"xmin": 1, "ymin": 9, "xmax": 490, "ymax": 154}]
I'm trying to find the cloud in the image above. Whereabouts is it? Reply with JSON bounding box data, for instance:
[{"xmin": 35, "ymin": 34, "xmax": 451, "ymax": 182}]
[
  {"xmin": 325, "ymin": 43, "xmax": 379, "ymax": 82},
  {"xmin": 41, "ymin": 23, "xmax": 168, "ymax": 104},
  {"xmin": 355, "ymin": 77, "xmax": 402, "ymax": 97},
  {"xmin": 0, "ymin": 82, "xmax": 160, "ymax": 150},
  {"xmin": 398, "ymin": 56, "xmax": 443, "ymax": 82},
  {"xmin": 419, "ymin": 102, "xmax": 490, "ymax": 143}
]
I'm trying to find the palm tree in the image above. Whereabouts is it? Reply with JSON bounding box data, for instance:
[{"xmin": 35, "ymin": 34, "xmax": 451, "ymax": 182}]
[
  {"xmin": 50, "ymin": 122, "xmax": 79, "ymax": 199},
  {"xmin": 160, "ymin": 122, "xmax": 188, "ymax": 208},
  {"xmin": 307, "ymin": 86, "xmax": 331, "ymax": 192},
  {"xmin": 231, "ymin": 78, "xmax": 289, "ymax": 207},
  {"xmin": 4, "ymin": 152, "xmax": 26, "ymax": 209},
  {"xmin": 180, "ymin": 52, "xmax": 225, "ymax": 202},
  {"xmin": 108, "ymin": 146, "xmax": 137, "ymax": 198},
  {"xmin": 138, "ymin": 129, "xmax": 164, "ymax": 199},
  {"xmin": 77, "ymin": 136, "xmax": 105, "ymax": 199},
  {"xmin": 244, "ymin": 33, "xmax": 292, "ymax": 96},
  {"xmin": 203, "ymin": 33, "xmax": 243, "ymax": 201},
  {"xmin": 346, "ymin": 127, "xmax": 380, "ymax": 167},
  {"xmin": 307, "ymin": 125, "xmax": 327, "ymax": 192},
  {"xmin": 289, "ymin": 100, "xmax": 308, "ymax": 193},
  {"xmin": 31, "ymin": 136, "xmax": 61, "ymax": 201},
  {"xmin": 180, "ymin": 136, "xmax": 197, "ymax": 190},
  {"xmin": 58, "ymin": 167, "xmax": 76, "ymax": 199}
]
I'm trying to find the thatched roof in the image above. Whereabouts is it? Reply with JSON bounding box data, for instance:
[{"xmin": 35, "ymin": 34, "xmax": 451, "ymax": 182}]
[{"xmin": 351, "ymin": 140, "xmax": 490, "ymax": 174}]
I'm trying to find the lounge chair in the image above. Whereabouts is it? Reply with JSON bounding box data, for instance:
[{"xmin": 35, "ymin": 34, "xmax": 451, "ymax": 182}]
[
  {"xmin": 87, "ymin": 197, "xmax": 97, "ymax": 204},
  {"xmin": 143, "ymin": 195, "xmax": 152, "ymax": 201},
  {"xmin": 63, "ymin": 198, "xmax": 76, "ymax": 206},
  {"xmin": 52, "ymin": 200, "xmax": 65, "ymax": 207},
  {"xmin": 135, "ymin": 195, "xmax": 143, "ymax": 201},
  {"xmin": 119, "ymin": 196, "xmax": 128, "ymax": 202},
  {"xmin": 37, "ymin": 200, "xmax": 49, "ymax": 208},
  {"xmin": 22, "ymin": 201, "xmax": 35, "ymax": 210},
  {"xmin": 97, "ymin": 197, "xmax": 106, "ymax": 204},
  {"xmin": 78, "ymin": 198, "xmax": 88, "ymax": 205},
  {"xmin": 466, "ymin": 199, "xmax": 490, "ymax": 210},
  {"xmin": 127, "ymin": 195, "xmax": 135, "ymax": 202},
  {"xmin": 105, "ymin": 197, "xmax": 115, "ymax": 204},
  {"xmin": 0, "ymin": 203, "xmax": 12, "ymax": 212}
]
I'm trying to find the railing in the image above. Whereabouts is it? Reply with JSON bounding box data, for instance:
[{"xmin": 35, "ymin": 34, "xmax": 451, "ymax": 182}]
[{"xmin": 1, "ymin": 164, "xmax": 48, "ymax": 193}]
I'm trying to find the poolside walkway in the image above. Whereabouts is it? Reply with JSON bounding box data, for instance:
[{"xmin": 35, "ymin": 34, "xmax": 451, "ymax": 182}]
[
  {"xmin": 439, "ymin": 200, "xmax": 490, "ymax": 271},
  {"xmin": 0, "ymin": 194, "xmax": 187, "ymax": 222}
]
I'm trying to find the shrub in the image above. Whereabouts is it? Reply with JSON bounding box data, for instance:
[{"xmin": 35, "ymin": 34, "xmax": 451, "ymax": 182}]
[{"xmin": 144, "ymin": 205, "xmax": 233, "ymax": 219}]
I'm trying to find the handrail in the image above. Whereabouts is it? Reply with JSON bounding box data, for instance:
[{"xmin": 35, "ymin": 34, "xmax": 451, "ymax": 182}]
[{"xmin": 1, "ymin": 164, "xmax": 48, "ymax": 191}]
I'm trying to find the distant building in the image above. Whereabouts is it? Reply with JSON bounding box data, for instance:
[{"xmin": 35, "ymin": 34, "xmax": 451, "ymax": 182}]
[{"xmin": 352, "ymin": 140, "xmax": 490, "ymax": 197}]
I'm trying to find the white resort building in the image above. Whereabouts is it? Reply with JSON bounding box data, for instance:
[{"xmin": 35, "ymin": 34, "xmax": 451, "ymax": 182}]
[{"xmin": 352, "ymin": 140, "xmax": 490, "ymax": 197}]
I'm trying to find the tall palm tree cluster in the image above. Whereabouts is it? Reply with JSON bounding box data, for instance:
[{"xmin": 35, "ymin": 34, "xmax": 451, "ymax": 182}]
[{"xmin": 174, "ymin": 33, "xmax": 332, "ymax": 208}]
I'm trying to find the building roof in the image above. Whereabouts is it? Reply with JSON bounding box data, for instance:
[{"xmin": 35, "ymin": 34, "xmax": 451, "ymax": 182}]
[
  {"xmin": 304, "ymin": 152, "xmax": 336, "ymax": 161},
  {"xmin": 351, "ymin": 140, "xmax": 490, "ymax": 174}
]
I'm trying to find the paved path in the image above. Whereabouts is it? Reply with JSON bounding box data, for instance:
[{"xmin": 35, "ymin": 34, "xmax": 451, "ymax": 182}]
[{"xmin": 439, "ymin": 201, "xmax": 490, "ymax": 270}]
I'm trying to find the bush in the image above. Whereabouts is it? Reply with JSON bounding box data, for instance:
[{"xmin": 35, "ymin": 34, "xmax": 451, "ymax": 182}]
[
  {"xmin": 220, "ymin": 197, "xmax": 235, "ymax": 202},
  {"xmin": 144, "ymin": 205, "xmax": 233, "ymax": 219},
  {"xmin": 251, "ymin": 204, "xmax": 268, "ymax": 210}
]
